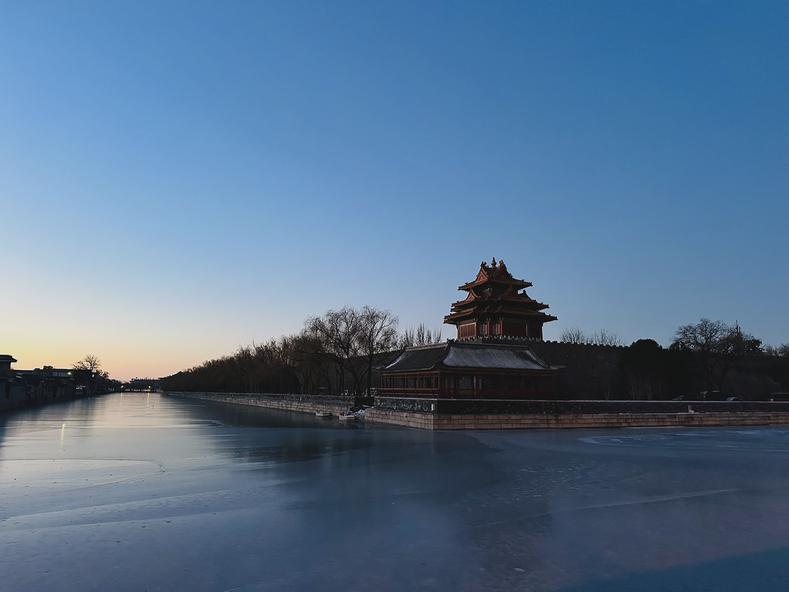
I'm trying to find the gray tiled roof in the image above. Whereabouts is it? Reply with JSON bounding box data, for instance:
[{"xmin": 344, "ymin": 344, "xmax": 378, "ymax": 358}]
[
  {"xmin": 443, "ymin": 344, "xmax": 548, "ymax": 370},
  {"xmin": 384, "ymin": 344, "xmax": 448, "ymax": 372},
  {"xmin": 384, "ymin": 341, "xmax": 552, "ymax": 372}
]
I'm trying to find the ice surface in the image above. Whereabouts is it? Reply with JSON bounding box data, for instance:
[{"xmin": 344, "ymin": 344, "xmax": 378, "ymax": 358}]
[{"xmin": 3, "ymin": 393, "xmax": 789, "ymax": 591}]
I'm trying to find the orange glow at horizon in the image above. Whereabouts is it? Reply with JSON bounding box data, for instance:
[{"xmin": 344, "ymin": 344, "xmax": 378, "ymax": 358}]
[{"xmin": 2, "ymin": 330, "xmax": 245, "ymax": 382}]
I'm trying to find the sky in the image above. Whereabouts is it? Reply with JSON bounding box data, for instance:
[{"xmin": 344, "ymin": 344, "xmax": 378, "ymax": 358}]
[{"xmin": 1, "ymin": 1, "xmax": 788, "ymax": 380}]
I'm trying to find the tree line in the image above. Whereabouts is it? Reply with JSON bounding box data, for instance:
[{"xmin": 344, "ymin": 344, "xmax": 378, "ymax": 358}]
[
  {"xmin": 161, "ymin": 311, "xmax": 789, "ymax": 401},
  {"xmin": 160, "ymin": 306, "xmax": 441, "ymax": 400},
  {"xmin": 556, "ymin": 319, "xmax": 789, "ymax": 400}
]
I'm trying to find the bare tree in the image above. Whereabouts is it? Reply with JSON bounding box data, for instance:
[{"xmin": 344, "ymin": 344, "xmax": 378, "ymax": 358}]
[
  {"xmin": 590, "ymin": 329, "xmax": 623, "ymax": 347},
  {"xmin": 399, "ymin": 323, "xmax": 443, "ymax": 348},
  {"xmin": 356, "ymin": 306, "xmax": 399, "ymax": 398},
  {"xmin": 673, "ymin": 319, "xmax": 728, "ymax": 354},
  {"xmin": 305, "ymin": 306, "xmax": 401, "ymax": 402},
  {"xmin": 281, "ymin": 332, "xmax": 331, "ymax": 394},
  {"xmin": 768, "ymin": 344, "xmax": 789, "ymax": 358},
  {"xmin": 560, "ymin": 327, "xmax": 586, "ymax": 344},
  {"xmin": 672, "ymin": 319, "xmax": 762, "ymax": 394},
  {"xmin": 306, "ymin": 307, "xmax": 362, "ymax": 397},
  {"xmin": 561, "ymin": 328, "xmax": 621, "ymax": 346},
  {"xmin": 73, "ymin": 354, "xmax": 102, "ymax": 373},
  {"xmin": 673, "ymin": 320, "xmax": 761, "ymax": 356}
]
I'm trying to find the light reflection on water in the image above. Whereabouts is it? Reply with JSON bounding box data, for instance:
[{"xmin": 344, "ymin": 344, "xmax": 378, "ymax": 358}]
[{"xmin": 2, "ymin": 393, "xmax": 789, "ymax": 591}]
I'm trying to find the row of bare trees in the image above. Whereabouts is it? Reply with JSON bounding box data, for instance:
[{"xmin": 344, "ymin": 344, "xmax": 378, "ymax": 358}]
[
  {"xmin": 560, "ymin": 328, "xmax": 623, "ymax": 346},
  {"xmin": 161, "ymin": 306, "xmax": 442, "ymax": 400}
]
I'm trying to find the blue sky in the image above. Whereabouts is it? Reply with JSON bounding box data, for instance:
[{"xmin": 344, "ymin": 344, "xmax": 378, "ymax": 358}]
[{"xmin": 2, "ymin": 1, "xmax": 788, "ymax": 379}]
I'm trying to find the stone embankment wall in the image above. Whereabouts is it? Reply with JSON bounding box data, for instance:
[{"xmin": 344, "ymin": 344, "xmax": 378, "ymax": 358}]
[
  {"xmin": 166, "ymin": 391, "xmax": 351, "ymax": 415},
  {"xmin": 165, "ymin": 392, "xmax": 789, "ymax": 431},
  {"xmin": 368, "ymin": 397, "xmax": 789, "ymax": 430},
  {"xmin": 0, "ymin": 382, "xmax": 30, "ymax": 412},
  {"xmin": 365, "ymin": 409, "xmax": 789, "ymax": 430},
  {"xmin": 0, "ymin": 381, "xmax": 89, "ymax": 413}
]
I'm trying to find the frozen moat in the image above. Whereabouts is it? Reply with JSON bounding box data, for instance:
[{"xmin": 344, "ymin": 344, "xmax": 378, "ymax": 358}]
[{"xmin": 3, "ymin": 392, "xmax": 789, "ymax": 591}]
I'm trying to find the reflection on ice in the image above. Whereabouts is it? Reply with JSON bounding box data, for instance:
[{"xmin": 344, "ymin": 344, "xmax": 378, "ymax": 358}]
[{"xmin": 2, "ymin": 393, "xmax": 789, "ymax": 591}]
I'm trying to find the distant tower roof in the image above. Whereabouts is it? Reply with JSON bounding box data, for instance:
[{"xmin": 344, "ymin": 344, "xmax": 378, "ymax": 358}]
[{"xmin": 444, "ymin": 259, "xmax": 557, "ymax": 340}]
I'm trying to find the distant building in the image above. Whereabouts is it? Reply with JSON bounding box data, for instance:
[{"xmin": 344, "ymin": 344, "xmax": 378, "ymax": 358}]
[
  {"xmin": 1, "ymin": 357, "xmax": 100, "ymax": 409},
  {"xmin": 1, "ymin": 354, "xmax": 26, "ymax": 408},
  {"xmin": 381, "ymin": 259, "xmax": 559, "ymax": 399},
  {"xmin": 15, "ymin": 366, "xmax": 75, "ymax": 380},
  {"xmin": 123, "ymin": 378, "xmax": 161, "ymax": 391},
  {"xmin": 0, "ymin": 354, "xmax": 17, "ymax": 375}
]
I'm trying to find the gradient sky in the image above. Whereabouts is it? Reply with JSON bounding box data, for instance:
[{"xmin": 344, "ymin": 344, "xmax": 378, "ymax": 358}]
[{"xmin": 2, "ymin": 1, "xmax": 788, "ymax": 380}]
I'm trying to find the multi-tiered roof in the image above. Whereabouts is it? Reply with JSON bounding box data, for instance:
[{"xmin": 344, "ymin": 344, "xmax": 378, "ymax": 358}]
[{"xmin": 444, "ymin": 259, "xmax": 557, "ymax": 340}]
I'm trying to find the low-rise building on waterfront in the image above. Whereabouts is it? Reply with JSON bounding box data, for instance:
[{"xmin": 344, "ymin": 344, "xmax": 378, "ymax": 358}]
[
  {"xmin": 0, "ymin": 355, "xmax": 104, "ymax": 411},
  {"xmin": 1, "ymin": 355, "xmax": 28, "ymax": 409}
]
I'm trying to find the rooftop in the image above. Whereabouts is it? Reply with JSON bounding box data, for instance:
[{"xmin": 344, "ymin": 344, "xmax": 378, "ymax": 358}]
[
  {"xmin": 458, "ymin": 258, "xmax": 531, "ymax": 291},
  {"xmin": 384, "ymin": 340, "xmax": 554, "ymax": 373}
]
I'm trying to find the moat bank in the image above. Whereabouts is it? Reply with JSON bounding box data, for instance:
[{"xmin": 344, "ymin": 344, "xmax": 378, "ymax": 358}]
[
  {"xmin": 166, "ymin": 391, "xmax": 350, "ymax": 416},
  {"xmin": 165, "ymin": 391, "xmax": 789, "ymax": 430}
]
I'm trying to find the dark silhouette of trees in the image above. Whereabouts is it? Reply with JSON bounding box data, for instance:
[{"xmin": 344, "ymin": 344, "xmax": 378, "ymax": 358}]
[
  {"xmin": 306, "ymin": 306, "xmax": 399, "ymax": 402},
  {"xmin": 620, "ymin": 339, "xmax": 665, "ymax": 400},
  {"xmin": 71, "ymin": 354, "xmax": 118, "ymax": 393},
  {"xmin": 281, "ymin": 332, "xmax": 332, "ymax": 395},
  {"xmin": 162, "ymin": 339, "xmax": 300, "ymax": 394},
  {"xmin": 358, "ymin": 306, "xmax": 399, "ymax": 399},
  {"xmin": 159, "ymin": 310, "xmax": 789, "ymax": 402},
  {"xmin": 765, "ymin": 344, "xmax": 789, "ymax": 358},
  {"xmin": 306, "ymin": 306, "xmax": 364, "ymax": 397},
  {"xmin": 73, "ymin": 354, "xmax": 109, "ymax": 381},
  {"xmin": 671, "ymin": 319, "xmax": 763, "ymax": 395},
  {"xmin": 618, "ymin": 339, "xmax": 696, "ymax": 400},
  {"xmin": 162, "ymin": 306, "xmax": 418, "ymax": 400},
  {"xmin": 73, "ymin": 354, "xmax": 105, "ymax": 376}
]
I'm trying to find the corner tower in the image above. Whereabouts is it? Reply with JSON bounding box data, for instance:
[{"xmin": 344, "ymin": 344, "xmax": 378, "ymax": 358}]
[{"xmin": 443, "ymin": 259, "xmax": 557, "ymax": 340}]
